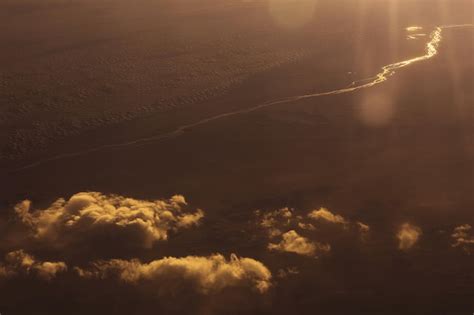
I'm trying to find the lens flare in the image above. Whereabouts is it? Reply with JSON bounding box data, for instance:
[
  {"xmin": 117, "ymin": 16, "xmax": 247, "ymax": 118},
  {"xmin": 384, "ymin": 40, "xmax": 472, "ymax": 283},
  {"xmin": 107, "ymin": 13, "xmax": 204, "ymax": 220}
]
[
  {"xmin": 357, "ymin": 92, "xmax": 395, "ymax": 127},
  {"xmin": 268, "ymin": 0, "xmax": 317, "ymax": 29}
]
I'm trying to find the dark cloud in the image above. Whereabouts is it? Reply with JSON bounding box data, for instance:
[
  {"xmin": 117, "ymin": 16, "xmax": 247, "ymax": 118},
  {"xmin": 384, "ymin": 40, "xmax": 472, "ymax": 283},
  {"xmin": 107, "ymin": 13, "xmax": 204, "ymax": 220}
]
[
  {"xmin": 268, "ymin": 230, "xmax": 330, "ymax": 257},
  {"xmin": 0, "ymin": 249, "xmax": 67, "ymax": 280}
]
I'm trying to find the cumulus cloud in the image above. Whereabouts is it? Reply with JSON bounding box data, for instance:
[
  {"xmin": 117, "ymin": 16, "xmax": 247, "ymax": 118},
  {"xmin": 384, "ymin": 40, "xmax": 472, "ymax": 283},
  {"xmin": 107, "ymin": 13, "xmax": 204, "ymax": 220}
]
[
  {"xmin": 14, "ymin": 192, "xmax": 204, "ymax": 249},
  {"xmin": 308, "ymin": 207, "xmax": 348, "ymax": 225},
  {"xmin": 451, "ymin": 224, "xmax": 474, "ymax": 253},
  {"xmin": 256, "ymin": 206, "xmax": 369, "ymax": 257},
  {"xmin": 75, "ymin": 254, "xmax": 272, "ymax": 294},
  {"xmin": 396, "ymin": 223, "xmax": 422, "ymax": 251},
  {"xmin": 268, "ymin": 230, "xmax": 330, "ymax": 257},
  {"xmin": 256, "ymin": 207, "xmax": 293, "ymax": 238},
  {"xmin": 0, "ymin": 250, "xmax": 67, "ymax": 280}
]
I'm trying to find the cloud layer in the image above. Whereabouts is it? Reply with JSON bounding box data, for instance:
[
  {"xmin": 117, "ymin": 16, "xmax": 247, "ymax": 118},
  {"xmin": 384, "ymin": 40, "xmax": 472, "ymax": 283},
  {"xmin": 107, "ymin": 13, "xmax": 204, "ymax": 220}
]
[
  {"xmin": 3, "ymin": 191, "xmax": 472, "ymax": 315},
  {"xmin": 2, "ymin": 191, "xmax": 275, "ymax": 311}
]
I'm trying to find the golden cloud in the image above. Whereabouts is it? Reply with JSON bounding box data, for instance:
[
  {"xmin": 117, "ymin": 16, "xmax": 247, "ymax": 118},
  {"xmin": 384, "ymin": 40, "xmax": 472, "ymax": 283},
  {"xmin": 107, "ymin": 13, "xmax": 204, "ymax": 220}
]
[
  {"xmin": 396, "ymin": 223, "xmax": 422, "ymax": 251},
  {"xmin": 268, "ymin": 230, "xmax": 330, "ymax": 257},
  {"xmin": 451, "ymin": 224, "xmax": 474, "ymax": 253},
  {"xmin": 256, "ymin": 207, "xmax": 293, "ymax": 238},
  {"xmin": 0, "ymin": 250, "xmax": 67, "ymax": 280},
  {"xmin": 307, "ymin": 207, "xmax": 348, "ymax": 225},
  {"xmin": 256, "ymin": 206, "xmax": 369, "ymax": 257},
  {"xmin": 75, "ymin": 254, "xmax": 272, "ymax": 294},
  {"xmin": 14, "ymin": 192, "xmax": 204, "ymax": 249}
]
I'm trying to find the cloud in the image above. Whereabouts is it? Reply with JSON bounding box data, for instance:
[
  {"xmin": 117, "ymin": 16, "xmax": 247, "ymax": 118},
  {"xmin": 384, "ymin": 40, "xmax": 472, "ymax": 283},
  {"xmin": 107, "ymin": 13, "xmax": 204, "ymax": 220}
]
[
  {"xmin": 0, "ymin": 250, "xmax": 67, "ymax": 280},
  {"xmin": 451, "ymin": 224, "xmax": 474, "ymax": 253},
  {"xmin": 256, "ymin": 207, "xmax": 293, "ymax": 238},
  {"xmin": 0, "ymin": 265, "xmax": 9, "ymax": 278},
  {"xmin": 3, "ymin": 192, "xmax": 275, "ymax": 312},
  {"xmin": 268, "ymin": 230, "xmax": 330, "ymax": 257},
  {"xmin": 356, "ymin": 222, "xmax": 370, "ymax": 234},
  {"xmin": 256, "ymin": 207, "xmax": 369, "ymax": 257},
  {"xmin": 14, "ymin": 192, "xmax": 204, "ymax": 249},
  {"xmin": 307, "ymin": 207, "xmax": 348, "ymax": 225},
  {"xmin": 75, "ymin": 254, "xmax": 272, "ymax": 294},
  {"xmin": 298, "ymin": 222, "xmax": 315, "ymax": 231},
  {"xmin": 276, "ymin": 267, "xmax": 299, "ymax": 279},
  {"xmin": 396, "ymin": 223, "xmax": 422, "ymax": 251}
]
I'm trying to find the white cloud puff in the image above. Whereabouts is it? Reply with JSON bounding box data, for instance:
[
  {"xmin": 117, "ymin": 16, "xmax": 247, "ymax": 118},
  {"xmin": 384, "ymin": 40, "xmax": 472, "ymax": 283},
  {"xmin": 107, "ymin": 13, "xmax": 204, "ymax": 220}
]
[
  {"xmin": 268, "ymin": 230, "xmax": 330, "ymax": 257},
  {"xmin": 75, "ymin": 254, "xmax": 272, "ymax": 294},
  {"xmin": 0, "ymin": 250, "xmax": 67, "ymax": 280},
  {"xmin": 14, "ymin": 192, "xmax": 204, "ymax": 249},
  {"xmin": 396, "ymin": 223, "xmax": 422, "ymax": 251},
  {"xmin": 451, "ymin": 224, "xmax": 474, "ymax": 253}
]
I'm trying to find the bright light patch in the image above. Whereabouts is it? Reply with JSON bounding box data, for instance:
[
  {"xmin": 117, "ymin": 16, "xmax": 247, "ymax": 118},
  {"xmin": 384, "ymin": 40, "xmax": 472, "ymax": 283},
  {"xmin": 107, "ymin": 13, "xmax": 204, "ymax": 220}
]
[{"xmin": 406, "ymin": 26, "xmax": 423, "ymax": 32}]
